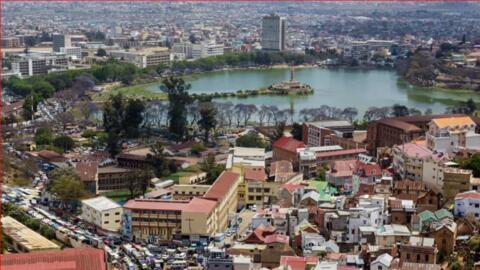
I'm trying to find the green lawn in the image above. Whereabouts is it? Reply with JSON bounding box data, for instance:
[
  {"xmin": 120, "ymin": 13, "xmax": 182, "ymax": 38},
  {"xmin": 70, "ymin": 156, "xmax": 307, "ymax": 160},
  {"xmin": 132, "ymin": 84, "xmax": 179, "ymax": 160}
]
[{"xmin": 92, "ymin": 83, "xmax": 167, "ymax": 102}]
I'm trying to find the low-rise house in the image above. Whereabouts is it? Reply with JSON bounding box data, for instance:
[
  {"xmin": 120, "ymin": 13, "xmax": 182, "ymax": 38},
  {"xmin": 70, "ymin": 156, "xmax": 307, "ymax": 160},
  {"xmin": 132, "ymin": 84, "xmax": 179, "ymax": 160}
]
[
  {"xmin": 326, "ymin": 159, "xmax": 356, "ymax": 191},
  {"xmin": 178, "ymin": 171, "xmax": 207, "ymax": 184},
  {"xmin": 370, "ymin": 253, "xmax": 394, "ymax": 270},
  {"xmin": 277, "ymin": 256, "xmax": 319, "ymax": 270},
  {"xmin": 389, "ymin": 199, "xmax": 415, "ymax": 225},
  {"xmin": 399, "ymin": 237, "xmax": 437, "ymax": 265},
  {"xmin": 454, "ymin": 190, "xmax": 480, "ymax": 218},
  {"xmin": 352, "ymin": 161, "xmax": 382, "ymax": 195},
  {"xmin": 81, "ymin": 196, "xmax": 123, "ymax": 233},
  {"xmin": 374, "ymin": 224, "xmax": 411, "ymax": 247},
  {"xmin": 227, "ymin": 147, "xmax": 266, "ymax": 169},
  {"xmin": 269, "ymin": 160, "xmax": 296, "ymax": 182},
  {"xmin": 260, "ymin": 235, "xmax": 296, "ymax": 268}
]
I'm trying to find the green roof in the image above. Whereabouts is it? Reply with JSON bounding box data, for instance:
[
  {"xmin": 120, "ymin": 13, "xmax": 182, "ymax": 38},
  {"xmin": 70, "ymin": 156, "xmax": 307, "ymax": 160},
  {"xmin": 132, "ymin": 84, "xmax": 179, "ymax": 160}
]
[
  {"xmin": 309, "ymin": 180, "xmax": 337, "ymax": 194},
  {"xmin": 419, "ymin": 210, "xmax": 437, "ymax": 222},
  {"xmin": 435, "ymin": 209, "xmax": 453, "ymax": 220}
]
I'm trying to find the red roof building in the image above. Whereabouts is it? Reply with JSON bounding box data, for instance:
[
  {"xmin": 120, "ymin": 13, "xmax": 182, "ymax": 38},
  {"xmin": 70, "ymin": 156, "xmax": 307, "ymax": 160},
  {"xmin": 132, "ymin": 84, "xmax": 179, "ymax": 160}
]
[
  {"xmin": 0, "ymin": 247, "xmax": 107, "ymax": 270},
  {"xmin": 279, "ymin": 256, "xmax": 319, "ymax": 270},
  {"xmin": 272, "ymin": 136, "xmax": 305, "ymax": 168},
  {"xmin": 203, "ymin": 171, "xmax": 240, "ymax": 201},
  {"xmin": 244, "ymin": 168, "xmax": 267, "ymax": 182}
]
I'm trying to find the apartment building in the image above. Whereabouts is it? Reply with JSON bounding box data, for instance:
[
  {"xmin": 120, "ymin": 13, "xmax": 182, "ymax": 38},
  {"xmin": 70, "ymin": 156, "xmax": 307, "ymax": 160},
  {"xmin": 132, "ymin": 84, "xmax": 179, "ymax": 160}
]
[
  {"xmin": 426, "ymin": 116, "xmax": 480, "ymax": 154},
  {"xmin": 81, "ymin": 196, "xmax": 123, "ymax": 232},
  {"xmin": 443, "ymin": 167, "xmax": 472, "ymax": 202},
  {"xmin": 392, "ymin": 143, "xmax": 432, "ymax": 181}
]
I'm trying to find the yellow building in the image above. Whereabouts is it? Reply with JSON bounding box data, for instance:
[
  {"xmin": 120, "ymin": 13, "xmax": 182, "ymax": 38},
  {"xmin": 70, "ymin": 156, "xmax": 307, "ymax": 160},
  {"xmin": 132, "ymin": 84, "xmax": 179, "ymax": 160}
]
[
  {"xmin": 181, "ymin": 197, "xmax": 218, "ymax": 236},
  {"xmin": 245, "ymin": 180, "xmax": 280, "ymax": 207},
  {"xmin": 203, "ymin": 171, "xmax": 241, "ymax": 232},
  {"xmin": 443, "ymin": 167, "xmax": 472, "ymax": 202},
  {"xmin": 178, "ymin": 172, "xmax": 207, "ymax": 185},
  {"xmin": 171, "ymin": 184, "xmax": 211, "ymax": 200},
  {"xmin": 123, "ymin": 199, "xmax": 187, "ymax": 242},
  {"xmin": 2, "ymin": 216, "xmax": 60, "ymax": 253}
]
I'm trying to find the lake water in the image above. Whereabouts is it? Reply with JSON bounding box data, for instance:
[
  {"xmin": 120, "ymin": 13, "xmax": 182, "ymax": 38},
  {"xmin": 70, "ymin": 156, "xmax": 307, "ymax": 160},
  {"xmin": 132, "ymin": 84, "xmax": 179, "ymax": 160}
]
[{"xmin": 146, "ymin": 68, "xmax": 480, "ymax": 117}]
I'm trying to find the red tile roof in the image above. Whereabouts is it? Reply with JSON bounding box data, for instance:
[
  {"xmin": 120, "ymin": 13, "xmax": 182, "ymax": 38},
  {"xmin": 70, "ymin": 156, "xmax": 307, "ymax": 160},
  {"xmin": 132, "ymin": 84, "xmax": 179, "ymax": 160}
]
[
  {"xmin": 0, "ymin": 247, "xmax": 106, "ymax": 270},
  {"xmin": 244, "ymin": 168, "xmax": 267, "ymax": 182},
  {"xmin": 184, "ymin": 197, "xmax": 217, "ymax": 214},
  {"xmin": 455, "ymin": 191, "xmax": 480, "ymax": 200},
  {"xmin": 203, "ymin": 171, "xmax": 240, "ymax": 201},
  {"xmin": 123, "ymin": 199, "xmax": 188, "ymax": 211},
  {"xmin": 75, "ymin": 162, "xmax": 98, "ymax": 182},
  {"xmin": 273, "ymin": 136, "xmax": 305, "ymax": 153},
  {"xmin": 281, "ymin": 183, "xmax": 305, "ymax": 193},
  {"xmin": 264, "ymin": 234, "xmax": 289, "ymax": 244},
  {"xmin": 279, "ymin": 256, "xmax": 319, "ymax": 270},
  {"xmin": 37, "ymin": 150, "xmax": 66, "ymax": 162},
  {"xmin": 355, "ymin": 161, "xmax": 382, "ymax": 177}
]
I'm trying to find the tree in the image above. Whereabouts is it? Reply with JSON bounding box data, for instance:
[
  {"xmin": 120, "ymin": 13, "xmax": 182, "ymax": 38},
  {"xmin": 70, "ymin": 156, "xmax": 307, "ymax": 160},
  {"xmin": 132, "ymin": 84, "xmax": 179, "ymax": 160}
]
[
  {"xmin": 200, "ymin": 153, "xmax": 225, "ymax": 184},
  {"xmin": 34, "ymin": 127, "xmax": 53, "ymax": 145},
  {"xmin": 341, "ymin": 107, "xmax": 358, "ymax": 122},
  {"xmin": 103, "ymin": 94, "xmax": 145, "ymax": 156},
  {"xmin": 390, "ymin": 104, "xmax": 410, "ymax": 117},
  {"xmin": 291, "ymin": 122, "xmax": 303, "ymax": 141},
  {"xmin": 146, "ymin": 141, "xmax": 169, "ymax": 178},
  {"xmin": 191, "ymin": 143, "xmax": 206, "ymax": 156},
  {"xmin": 458, "ymin": 154, "xmax": 480, "ymax": 177},
  {"xmin": 49, "ymin": 170, "xmax": 86, "ymax": 209},
  {"xmin": 96, "ymin": 48, "xmax": 107, "ymax": 57},
  {"xmin": 53, "ymin": 135, "xmax": 75, "ymax": 152},
  {"xmin": 273, "ymin": 121, "xmax": 286, "ymax": 141},
  {"xmin": 161, "ymin": 77, "xmax": 193, "ymax": 141},
  {"xmin": 198, "ymin": 102, "xmax": 217, "ymax": 143},
  {"xmin": 236, "ymin": 133, "xmax": 266, "ymax": 148}
]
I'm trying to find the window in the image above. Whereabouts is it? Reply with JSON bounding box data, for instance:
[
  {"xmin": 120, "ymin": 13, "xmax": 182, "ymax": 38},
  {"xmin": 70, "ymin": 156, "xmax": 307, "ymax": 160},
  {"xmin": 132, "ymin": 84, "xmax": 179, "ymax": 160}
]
[
  {"xmin": 407, "ymin": 254, "xmax": 410, "ymax": 260},
  {"xmin": 416, "ymin": 254, "xmax": 420, "ymax": 262},
  {"xmin": 425, "ymin": 255, "xmax": 429, "ymax": 261},
  {"xmin": 115, "ymin": 212, "xmax": 120, "ymax": 215},
  {"xmin": 104, "ymin": 221, "xmax": 109, "ymax": 224},
  {"xmin": 104, "ymin": 213, "xmax": 110, "ymax": 217},
  {"xmin": 116, "ymin": 220, "xmax": 120, "ymax": 223}
]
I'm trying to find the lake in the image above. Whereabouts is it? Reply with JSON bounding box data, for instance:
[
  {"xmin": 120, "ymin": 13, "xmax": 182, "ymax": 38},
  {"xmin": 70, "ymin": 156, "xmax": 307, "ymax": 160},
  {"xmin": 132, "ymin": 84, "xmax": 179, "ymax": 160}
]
[{"xmin": 146, "ymin": 67, "xmax": 480, "ymax": 117}]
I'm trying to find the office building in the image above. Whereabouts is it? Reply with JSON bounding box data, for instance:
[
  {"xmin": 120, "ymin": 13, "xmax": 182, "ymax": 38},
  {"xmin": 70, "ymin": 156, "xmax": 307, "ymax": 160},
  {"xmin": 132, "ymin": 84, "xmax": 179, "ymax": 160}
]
[
  {"xmin": 261, "ymin": 14, "xmax": 286, "ymax": 51},
  {"xmin": 52, "ymin": 34, "xmax": 71, "ymax": 52},
  {"xmin": 11, "ymin": 52, "xmax": 68, "ymax": 77},
  {"xmin": 60, "ymin": 46, "xmax": 82, "ymax": 59},
  {"xmin": 81, "ymin": 196, "xmax": 123, "ymax": 232},
  {"xmin": 109, "ymin": 47, "xmax": 170, "ymax": 68}
]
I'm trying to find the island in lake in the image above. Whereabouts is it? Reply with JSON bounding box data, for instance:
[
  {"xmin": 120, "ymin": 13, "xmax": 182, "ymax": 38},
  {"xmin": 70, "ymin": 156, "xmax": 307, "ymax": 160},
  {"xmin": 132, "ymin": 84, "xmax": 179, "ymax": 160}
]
[{"xmin": 268, "ymin": 67, "xmax": 313, "ymax": 94}]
